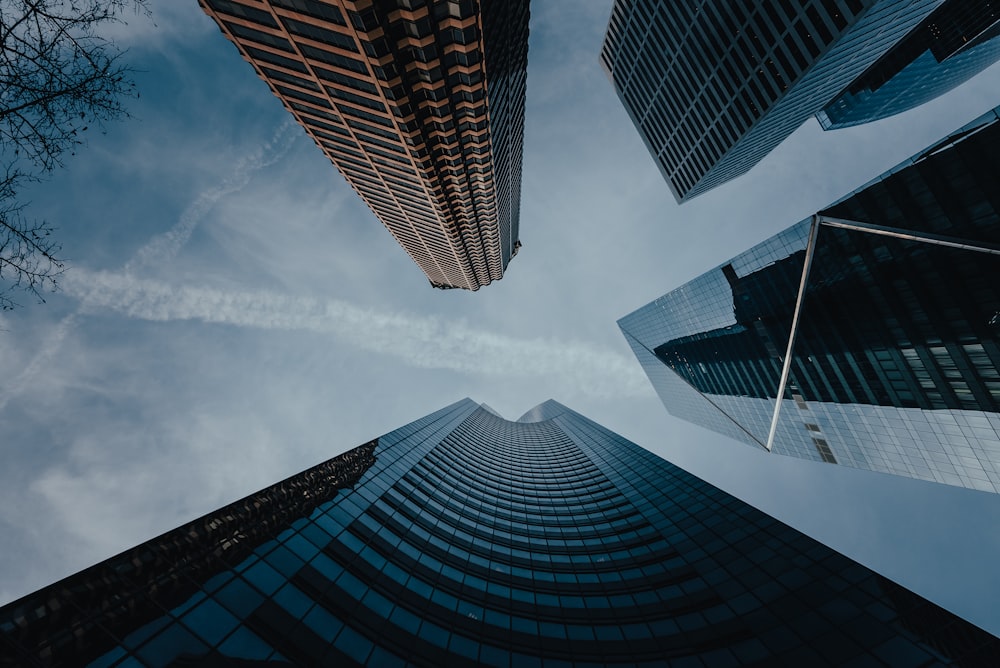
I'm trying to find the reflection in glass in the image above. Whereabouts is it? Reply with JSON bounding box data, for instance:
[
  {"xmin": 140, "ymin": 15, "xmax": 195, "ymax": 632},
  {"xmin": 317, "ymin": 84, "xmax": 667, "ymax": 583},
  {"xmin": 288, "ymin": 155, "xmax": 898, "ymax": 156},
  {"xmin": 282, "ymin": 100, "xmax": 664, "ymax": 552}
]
[{"xmin": 621, "ymin": 106, "xmax": 1000, "ymax": 492}]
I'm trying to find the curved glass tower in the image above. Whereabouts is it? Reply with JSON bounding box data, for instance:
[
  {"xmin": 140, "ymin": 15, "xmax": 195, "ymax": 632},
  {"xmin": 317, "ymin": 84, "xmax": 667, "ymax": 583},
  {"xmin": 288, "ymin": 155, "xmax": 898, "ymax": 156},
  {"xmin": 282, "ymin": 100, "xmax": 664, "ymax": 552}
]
[{"xmin": 2, "ymin": 399, "xmax": 997, "ymax": 665}]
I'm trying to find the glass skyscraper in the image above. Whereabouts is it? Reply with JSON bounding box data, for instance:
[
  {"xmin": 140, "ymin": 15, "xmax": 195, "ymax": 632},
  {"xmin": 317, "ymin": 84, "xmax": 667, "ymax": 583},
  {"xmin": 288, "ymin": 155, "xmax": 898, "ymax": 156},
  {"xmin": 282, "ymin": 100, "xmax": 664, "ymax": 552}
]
[
  {"xmin": 619, "ymin": 105, "xmax": 1000, "ymax": 493},
  {"xmin": 2, "ymin": 399, "xmax": 997, "ymax": 666},
  {"xmin": 601, "ymin": 0, "xmax": 1000, "ymax": 203},
  {"xmin": 818, "ymin": 0, "xmax": 1000, "ymax": 129},
  {"xmin": 199, "ymin": 0, "xmax": 529, "ymax": 290}
]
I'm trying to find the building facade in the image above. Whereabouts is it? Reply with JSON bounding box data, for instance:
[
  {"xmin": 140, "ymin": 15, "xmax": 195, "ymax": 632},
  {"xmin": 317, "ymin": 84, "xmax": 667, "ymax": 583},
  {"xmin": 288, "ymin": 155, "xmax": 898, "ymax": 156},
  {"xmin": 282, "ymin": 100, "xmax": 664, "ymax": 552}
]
[
  {"xmin": 199, "ymin": 0, "xmax": 529, "ymax": 290},
  {"xmin": 818, "ymin": 0, "xmax": 1000, "ymax": 129},
  {"xmin": 620, "ymin": 105, "xmax": 1000, "ymax": 493},
  {"xmin": 2, "ymin": 399, "xmax": 998, "ymax": 666},
  {"xmin": 600, "ymin": 0, "xmax": 964, "ymax": 203}
]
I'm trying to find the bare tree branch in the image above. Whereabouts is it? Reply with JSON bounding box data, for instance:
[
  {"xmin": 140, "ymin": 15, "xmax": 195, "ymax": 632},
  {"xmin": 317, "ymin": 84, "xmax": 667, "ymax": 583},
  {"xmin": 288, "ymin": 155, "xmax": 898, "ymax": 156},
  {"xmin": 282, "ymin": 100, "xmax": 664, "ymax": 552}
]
[
  {"xmin": 0, "ymin": 0, "xmax": 147, "ymax": 309},
  {"xmin": 0, "ymin": 169, "xmax": 62, "ymax": 310}
]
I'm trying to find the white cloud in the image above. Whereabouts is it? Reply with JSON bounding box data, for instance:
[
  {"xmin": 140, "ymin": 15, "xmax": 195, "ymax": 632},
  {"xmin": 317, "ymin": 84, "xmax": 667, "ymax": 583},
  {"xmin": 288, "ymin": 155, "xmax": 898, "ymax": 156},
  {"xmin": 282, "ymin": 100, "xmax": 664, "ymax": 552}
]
[{"xmin": 101, "ymin": 0, "xmax": 216, "ymax": 51}]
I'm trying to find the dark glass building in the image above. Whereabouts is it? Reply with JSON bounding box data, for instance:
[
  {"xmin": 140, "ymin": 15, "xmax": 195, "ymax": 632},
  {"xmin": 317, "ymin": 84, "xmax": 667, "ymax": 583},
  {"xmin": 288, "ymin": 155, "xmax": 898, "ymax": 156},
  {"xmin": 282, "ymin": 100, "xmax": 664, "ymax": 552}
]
[
  {"xmin": 619, "ymin": 105, "xmax": 1000, "ymax": 493},
  {"xmin": 199, "ymin": 0, "xmax": 529, "ymax": 290},
  {"xmin": 818, "ymin": 0, "xmax": 1000, "ymax": 129},
  {"xmin": 600, "ymin": 0, "xmax": 1000, "ymax": 203},
  {"xmin": 2, "ymin": 399, "xmax": 998, "ymax": 666}
]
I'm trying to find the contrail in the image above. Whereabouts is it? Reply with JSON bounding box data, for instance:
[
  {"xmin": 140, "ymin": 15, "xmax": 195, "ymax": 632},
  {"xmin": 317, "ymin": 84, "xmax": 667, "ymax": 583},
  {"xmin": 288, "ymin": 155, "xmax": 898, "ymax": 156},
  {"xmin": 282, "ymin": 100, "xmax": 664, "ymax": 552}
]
[
  {"xmin": 64, "ymin": 269, "xmax": 649, "ymax": 399},
  {"xmin": 0, "ymin": 122, "xmax": 301, "ymax": 410},
  {"xmin": 124, "ymin": 121, "xmax": 298, "ymax": 274},
  {"xmin": 0, "ymin": 313, "xmax": 80, "ymax": 411}
]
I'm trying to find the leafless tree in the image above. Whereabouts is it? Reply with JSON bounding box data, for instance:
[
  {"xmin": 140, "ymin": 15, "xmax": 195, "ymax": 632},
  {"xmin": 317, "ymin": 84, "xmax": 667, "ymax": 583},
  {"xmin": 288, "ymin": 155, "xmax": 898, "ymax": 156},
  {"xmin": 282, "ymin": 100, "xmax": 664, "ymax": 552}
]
[
  {"xmin": 0, "ymin": 169, "xmax": 62, "ymax": 310},
  {"xmin": 0, "ymin": 0, "xmax": 147, "ymax": 309}
]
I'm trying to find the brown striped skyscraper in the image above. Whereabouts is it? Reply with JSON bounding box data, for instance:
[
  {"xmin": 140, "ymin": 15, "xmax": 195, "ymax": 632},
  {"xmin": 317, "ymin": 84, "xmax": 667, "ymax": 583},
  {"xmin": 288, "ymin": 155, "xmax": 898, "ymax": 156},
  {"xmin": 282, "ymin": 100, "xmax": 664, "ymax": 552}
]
[{"xmin": 199, "ymin": 0, "xmax": 528, "ymax": 290}]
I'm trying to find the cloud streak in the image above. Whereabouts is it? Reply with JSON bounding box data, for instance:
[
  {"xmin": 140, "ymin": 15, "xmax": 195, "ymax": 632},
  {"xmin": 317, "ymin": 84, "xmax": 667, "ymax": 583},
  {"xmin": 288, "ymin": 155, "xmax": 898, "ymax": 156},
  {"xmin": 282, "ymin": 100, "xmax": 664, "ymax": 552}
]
[
  {"xmin": 0, "ymin": 122, "xmax": 299, "ymax": 411},
  {"xmin": 64, "ymin": 269, "xmax": 648, "ymax": 399},
  {"xmin": 124, "ymin": 121, "xmax": 298, "ymax": 273}
]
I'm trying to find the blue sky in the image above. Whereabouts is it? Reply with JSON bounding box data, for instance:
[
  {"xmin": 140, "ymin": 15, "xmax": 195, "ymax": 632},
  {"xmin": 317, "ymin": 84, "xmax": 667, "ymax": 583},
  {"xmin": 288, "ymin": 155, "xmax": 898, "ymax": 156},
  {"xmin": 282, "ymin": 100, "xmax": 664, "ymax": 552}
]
[{"xmin": 2, "ymin": 0, "xmax": 1000, "ymax": 636}]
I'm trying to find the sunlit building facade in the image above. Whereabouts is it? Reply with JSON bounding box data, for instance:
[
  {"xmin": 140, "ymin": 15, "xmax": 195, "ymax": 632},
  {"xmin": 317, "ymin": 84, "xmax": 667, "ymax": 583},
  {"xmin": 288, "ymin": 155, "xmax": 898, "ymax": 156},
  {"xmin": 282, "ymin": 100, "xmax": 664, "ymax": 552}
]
[
  {"xmin": 199, "ymin": 0, "xmax": 528, "ymax": 290},
  {"xmin": 600, "ymin": 0, "xmax": 989, "ymax": 203},
  {"xmin": 620, "ymin": 106, "xmax": 1000, "ymax": 493},
  {"xmin": 2, "ymin": 399, "xmax": 998, "ymax": 665}
]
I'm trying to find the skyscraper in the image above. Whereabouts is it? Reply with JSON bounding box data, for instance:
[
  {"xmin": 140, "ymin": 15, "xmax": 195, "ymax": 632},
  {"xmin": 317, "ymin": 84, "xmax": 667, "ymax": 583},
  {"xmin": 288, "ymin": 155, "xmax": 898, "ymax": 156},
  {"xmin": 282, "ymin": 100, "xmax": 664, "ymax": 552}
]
[
  {"xmin": 818, "ymin": 0, "xmax": 1000, "ymax": 129},
  {"xmin": 619, "ymin": 104, "xmax": 1000, "ymax": 493},
  {"xmin": 601, "ymin": 0, "xmax": 1000, "ymax": 203},
  {"xmin": 199, "ymin": 0, "xmax": 529, "ymax": 290},
  {"xmin": 2, "ymin": 399, "xmax": 997, "ymax": 666}
]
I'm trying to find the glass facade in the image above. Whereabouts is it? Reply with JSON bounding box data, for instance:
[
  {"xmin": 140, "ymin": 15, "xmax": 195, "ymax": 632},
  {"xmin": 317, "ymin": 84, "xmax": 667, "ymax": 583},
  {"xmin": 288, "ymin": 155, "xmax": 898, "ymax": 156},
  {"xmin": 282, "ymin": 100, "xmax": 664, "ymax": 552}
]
[
  {"xmin": 620, "ymin": 105, "xmax": 1000, "ymax": 493},
  {"xmin": 600, "ymin": 0, "xmax": 946, "ymax": 203},
  {"xmin": 3, "ymin": 399, "xmax": 998, "ymax": 666},
  {"xmin": 818, "ymin": 0, "xmax": 1000, "ymax": 129}
]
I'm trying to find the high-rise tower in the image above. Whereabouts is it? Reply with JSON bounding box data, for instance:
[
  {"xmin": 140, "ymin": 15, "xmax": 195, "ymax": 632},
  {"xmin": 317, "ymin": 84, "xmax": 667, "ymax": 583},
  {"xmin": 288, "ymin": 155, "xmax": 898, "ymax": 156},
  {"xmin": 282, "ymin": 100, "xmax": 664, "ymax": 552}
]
[
  {"xmin": 199, "ymin": 0, "xmax": 529, "ymax": 290},
  {"xmin": 2, "ymin": 399, "xmax": 997, "ymax": 665},
  {"xmin": 620, "ymin": 105, "xmax": 1000, "ymax": 493},
  {"xmin": 818, "ymin": 0, "xmax": 1000, "ymax": 129},
  {"xmin": 601, "ymin": 0, "xmax": 1000, "ymax": 203}
]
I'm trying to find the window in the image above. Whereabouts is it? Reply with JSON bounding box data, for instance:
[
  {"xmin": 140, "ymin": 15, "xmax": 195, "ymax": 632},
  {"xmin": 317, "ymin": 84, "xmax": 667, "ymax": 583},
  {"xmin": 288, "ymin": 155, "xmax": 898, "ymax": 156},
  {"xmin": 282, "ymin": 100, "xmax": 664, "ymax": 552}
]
[
  {"xmin": 272, "ymin": 0, "xmax": 346, "ymax": 24},
  {"xmin": 283, "ymin": 17, "xmax": 358, "ymax": 52},
  {"xmin": 225, "ymin": 22, "xmax": 294, "ymax": 52},
  {"xmin": 205, "ymin": 0, "xmax": 278, "ymax": 27}
]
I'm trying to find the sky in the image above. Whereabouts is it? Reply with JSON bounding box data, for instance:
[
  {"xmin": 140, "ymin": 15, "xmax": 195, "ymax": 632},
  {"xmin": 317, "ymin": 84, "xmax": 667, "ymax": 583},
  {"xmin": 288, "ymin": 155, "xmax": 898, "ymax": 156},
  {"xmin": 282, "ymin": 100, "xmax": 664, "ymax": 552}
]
[{"xmin": 2, "ymin": 0, "xmax": 1000, "ymax": 637}]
